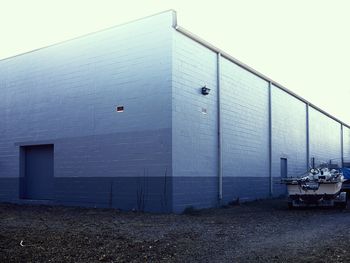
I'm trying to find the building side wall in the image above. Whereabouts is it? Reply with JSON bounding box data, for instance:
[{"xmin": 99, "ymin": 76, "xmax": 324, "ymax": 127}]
[
  {"xmin": 344, "ymin": 127, "xmax": 350, "ymax": 164},
  {"xmin": 0, "ymin": 11, "xmax": 174, "ymax": 212},
  {"xmin": 220, "ymin": 57, "xmax": 270, "ymax": 202},
  {"xmin": 172, "ymin": 30, "xmax": 347, "ymax": 212},
  {"xmin": 172, "ymin": 32, "xmax": 270, "ymax": 212},
  {"xmin": 309, "ymin": 107, "xmax": 342, "ymax": 167},
  {"xmin": 172, "ymin": 31, "xmax": 219, "ymax": 212},
  {"xmin": 1, "ymin": 10, "xmax": 348, "ymax": 213},
  {"xmin": 271, "ymin": 86, "xmax": 307, "ymax": 196}
]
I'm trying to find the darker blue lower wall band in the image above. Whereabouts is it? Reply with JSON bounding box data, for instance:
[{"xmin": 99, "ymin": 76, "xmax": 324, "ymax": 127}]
[
  {"xmin": 0, "ymin": 177, "xmax": 173, "ymax": 213},
  {"xmin": 172, "ymin": 176, "xmax": 286, "ymax": 212},
  {"xmin": 0, "ymin": 176, "xmax": 286, "ymax": 213},
  {"xmin": 0, "ymin": 178, "xmax": 19, "ymax": 200}
]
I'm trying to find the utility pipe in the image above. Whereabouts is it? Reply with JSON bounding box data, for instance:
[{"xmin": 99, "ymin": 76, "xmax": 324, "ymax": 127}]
[
  {"xmin": 268, "ymin": 82, "xmax": 273, "ymax": 197},
  {"xmin": 341, "ymin": 124, "xmax": 344, "ymax": 167},
  {"xmin": 217, "ymin": 52, "xmax": 223, "ymax": 202},
  {"xmin": 306, "ymin": 104, "xmax": 310, "ymax": 169}
]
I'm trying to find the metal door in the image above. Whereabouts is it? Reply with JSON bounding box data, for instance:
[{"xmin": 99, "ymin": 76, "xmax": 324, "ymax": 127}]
[
  {"xmin": 24, "ymin": 145, "xmax": 54, "ymax": 200},
  {"xmin": 281, "ymin": 158, "xmax": 288, "ymax": 178}
]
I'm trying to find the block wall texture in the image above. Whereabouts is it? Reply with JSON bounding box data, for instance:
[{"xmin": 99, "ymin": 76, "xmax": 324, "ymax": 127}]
[
  {"xmin": 171, "ymin": 29, "xmax": 347, "ymax": 211},
  {"xmin": 172, "ymin": 31, "xmax": 219, "ymax": 212},
  {"xmin": 309, "ymin": 107, "xmax": 342, "ymax": 167},
  {"xmin": 0, "ymin": 11, "xmax": 174, "ymax": 212},
  {"xmin": 171, "ymin": 32, "xmax": 271, "ymax": 212},
  {"xmin": 343, "ymin": 127, "xmax": 350, "ymax": 163},
  {"xmin": 271, "ymin": 86, "xmax": 307, "ymax": 196},
  {"xmin": 220, "ymin": 57, "xmax": 270, "ymax": 202},
  {"xmin": 1, "ymin": 10, "xmax": 349, "ymax": 213}
]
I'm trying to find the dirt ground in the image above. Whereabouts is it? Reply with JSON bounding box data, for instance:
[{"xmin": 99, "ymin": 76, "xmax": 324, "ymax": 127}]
[{"xmin": 1, "ymin": 199, "xmax": 350, "ymax": 263}]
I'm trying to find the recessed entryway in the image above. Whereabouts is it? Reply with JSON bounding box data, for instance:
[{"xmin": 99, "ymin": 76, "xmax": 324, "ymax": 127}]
[
  {"xmin": 21, "ymin": 144, "xmax": 54, "ymax": 200},
  {"xmin": 280, "ymin": 158, "xmax": 288, "ymax": 178}
]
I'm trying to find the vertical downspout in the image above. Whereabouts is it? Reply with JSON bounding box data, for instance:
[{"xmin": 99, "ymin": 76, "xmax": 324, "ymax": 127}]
[
  {"xmin": 268, "ymin": 82, "xmax": 273, "ymax": 197},
  {"xmin": 217, "ymin": 52, "xmax": 223, "ymax": 203},
  {"xmin": 306, "ymin": 104, "xmax": 310, "ymax": 170},
  {"xmin": 341, "ymin": 124, "xmax": 344, "ymax": 167}
]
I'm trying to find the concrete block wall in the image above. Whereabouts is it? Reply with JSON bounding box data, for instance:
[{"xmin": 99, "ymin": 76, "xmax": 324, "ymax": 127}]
[
  {"xmin": 309, "ymin": 107, "xmax": 342, "ymax": 167},
  {"xmin": 271, "ymin": 86, "xmax": 307, "ymax": 196},
  {"xmin": 1, "ymin": 10, "xmax": 349, "ymax": 213},
  {"xmin": 0, "ymin": 11, "xmax": 175, "ymax": 212},
  {"xmin": 172, "ymin": 31, "xmax": 218, "ymax": 212},
  {"xmin": 171, "ymin": 28, "xmax": 348, "ymax": 211},
  {"xmin": 220, "ymin": 58, "xmax": 270, "ymax": 202},
  {"xmin": 343, "ymin": 127, "xmax": 350, "ymax": 163},
  {"xmin": 172, "ymin": 32, "xmax": 271, "ymax": 212}
]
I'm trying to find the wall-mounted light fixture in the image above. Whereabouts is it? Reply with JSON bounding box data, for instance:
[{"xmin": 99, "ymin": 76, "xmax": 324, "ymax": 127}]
[{"xmin": 201, "ymin": 86, "xmax": 210, "ymax": 95}]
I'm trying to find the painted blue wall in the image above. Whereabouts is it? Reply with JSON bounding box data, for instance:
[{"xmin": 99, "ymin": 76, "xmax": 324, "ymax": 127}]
[
  {"xmin": 171, "ymin": 29, "xmax": 346, "ymax": 212},
  {"xmin": 220, "ymin": 58, "xmax": 270, "ymax": 202},
  {"xmin": 271, "ymin": 86, "xmax": 307, "ymax": 196},
  {"xmin": 0, "ymin": 10, "xmax": 348, "ymax": 213},
  {"xmin": 0, "ymin": 11, "xmax": 175, "ymax": 212},
  {"xmin": 309, "ymin": 107, "xmax": 342, "ymax": 167},
  {"xmin": 172, "ymin": 31, "xmax": 270, "ymax": 212},
  {"xmin": 344, "ymin": 127, "xmax": 350, "ymax": 163},
  {"xmin": 172, "ymin": 31, "xmax": 219, "ymax": 212}
]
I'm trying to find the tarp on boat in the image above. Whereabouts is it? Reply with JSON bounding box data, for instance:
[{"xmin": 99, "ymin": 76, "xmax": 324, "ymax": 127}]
[{"xmin": 341, "ymin": 168, "xmax": 350, "ymax": 180}]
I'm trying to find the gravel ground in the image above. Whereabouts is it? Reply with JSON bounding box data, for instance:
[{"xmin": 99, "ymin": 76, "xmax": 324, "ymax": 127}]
[{"xmin": 1, "ymin": 199, "xmax": 350, "ymax": 262}]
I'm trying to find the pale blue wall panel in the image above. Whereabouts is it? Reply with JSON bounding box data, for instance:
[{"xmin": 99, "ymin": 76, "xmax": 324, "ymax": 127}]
[
  {"xmin": 172, "ymin": 31, "xmax": 218, "ymax": 211},
  {"xmin": 271, "ymin": 86, "xmax": 307, "ymax": 196},
  {"xmin": 343, "ymin": 127, "xmax": 350, "ymax": 163},
  {"xmin": 309, "ymin": 107, "xmax": 342, "ymax": 166},
  {"xmin": 0, "ymin": 11, "xmax": 174, "ymax": 212},
  {"xmin": 220, "ymin": 57, "xmax": 269, "ymax": 179}
]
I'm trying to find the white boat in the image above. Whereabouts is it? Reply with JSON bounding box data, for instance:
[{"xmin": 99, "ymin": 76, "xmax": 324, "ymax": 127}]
[{"xmin": 281, "ymin": 166, "xmax": 347, "ymax": 208}]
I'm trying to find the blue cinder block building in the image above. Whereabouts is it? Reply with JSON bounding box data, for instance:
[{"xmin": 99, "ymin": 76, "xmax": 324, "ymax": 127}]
[{"xmin": 1, "ymin": 10, "xmax": 349, "ymax": 213}]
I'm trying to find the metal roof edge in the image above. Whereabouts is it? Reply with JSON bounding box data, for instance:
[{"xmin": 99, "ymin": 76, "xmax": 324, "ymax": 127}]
[{"xmin": 173, "ymin": 24, "xmax": 350, "ymax": 129}]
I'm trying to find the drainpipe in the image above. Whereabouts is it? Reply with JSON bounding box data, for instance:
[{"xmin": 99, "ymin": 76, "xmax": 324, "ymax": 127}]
[
  {"xmin": 268, "ymin": 82, "xmax": 273, "ymax": 197},
  {"xmin": 341, "ymin": 124, "xmax": 344, "ymax": 167},
  {"xmin": 306, "ymin": 104, "xmax": 310, "ymax": 170},
  {"xmin": 217, "ymin": 52, "xmax": 223, "ymax": 203}
]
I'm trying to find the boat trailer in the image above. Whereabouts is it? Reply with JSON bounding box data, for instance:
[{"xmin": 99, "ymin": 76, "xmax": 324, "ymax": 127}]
[{"xmin": 281, "ymin": 166, "xmax": 347, "ymax": 208}]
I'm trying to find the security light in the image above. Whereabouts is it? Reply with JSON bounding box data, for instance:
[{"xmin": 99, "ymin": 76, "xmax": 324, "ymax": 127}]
[{"xmin": 201, "ymin": 86, "xmax": 210, "ymax": 95}]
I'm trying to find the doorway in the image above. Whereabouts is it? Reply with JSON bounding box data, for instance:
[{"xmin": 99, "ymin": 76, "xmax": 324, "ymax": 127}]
[
  {"xmin": 21, "ymin": 144, "xmax": 54, "ymax": 200},
  {"xmin": 280, "ymin": 158, "xmax": 288, "ymax": 178}
]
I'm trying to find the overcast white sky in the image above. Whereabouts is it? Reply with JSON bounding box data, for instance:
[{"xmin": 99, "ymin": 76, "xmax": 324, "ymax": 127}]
[{"xmin": 1, "ymin": 0, "xmax": 349, "ymax": 124}]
